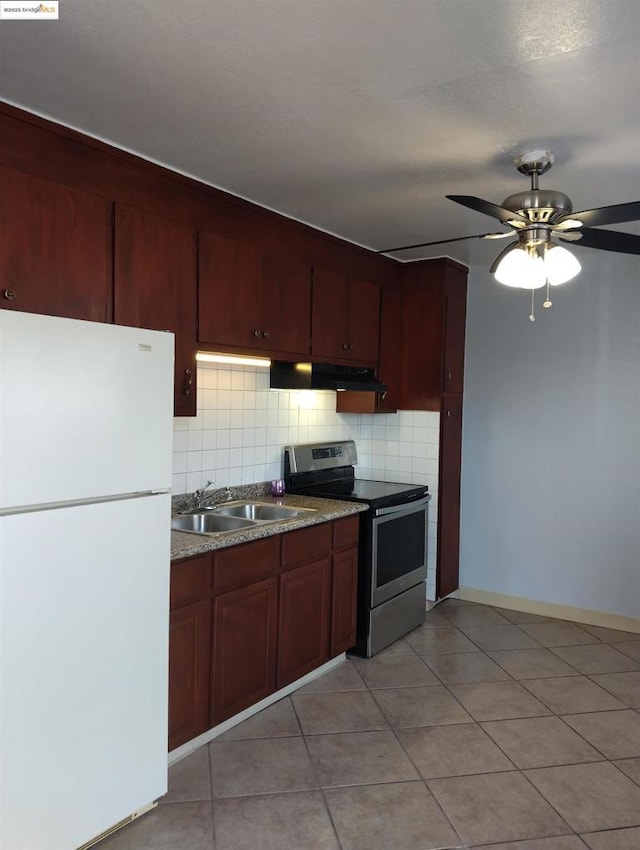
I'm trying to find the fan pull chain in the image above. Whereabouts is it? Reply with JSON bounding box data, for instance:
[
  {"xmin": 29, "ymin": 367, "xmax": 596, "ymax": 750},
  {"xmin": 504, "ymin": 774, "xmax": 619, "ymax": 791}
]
[
  {"xmin": 543, "ymin": 278, "xmax": 552, "ymax": 309},
  {"xmin": 529, "ymin": 288, "xmax": 536, "ymax": 322}
]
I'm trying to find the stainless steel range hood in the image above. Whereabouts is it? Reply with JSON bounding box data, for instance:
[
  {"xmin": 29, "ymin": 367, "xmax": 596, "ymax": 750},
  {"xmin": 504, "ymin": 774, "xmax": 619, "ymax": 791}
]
[{"xmin": 270, "ymin": 361, "xmax": 387, "ymax": 393}]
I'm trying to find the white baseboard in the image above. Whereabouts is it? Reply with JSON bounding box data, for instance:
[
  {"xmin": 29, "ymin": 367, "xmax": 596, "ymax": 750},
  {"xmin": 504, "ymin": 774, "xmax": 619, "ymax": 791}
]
[
  {"xmin": 458, "ymin": 586, "xmax": 640, "ymax": 634},
  {"xmin": 168, "ymin": 653, "xmax": 346, "ymax": 766}
]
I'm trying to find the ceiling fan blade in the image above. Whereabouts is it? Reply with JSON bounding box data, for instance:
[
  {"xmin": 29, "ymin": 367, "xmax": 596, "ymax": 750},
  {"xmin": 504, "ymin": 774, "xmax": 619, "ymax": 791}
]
[
  {"xmin": 489, "ymin": 241, "xmax": 519, "ymax": 274},
  {"xmin": 446, "ymin": 195, "xmax": 529, "ymax": 225},
  {"xmin": 560, "ymin": 201, "xmax": 640, "ymax": 228},
  {"xmin": 483, "ymin": 231, "xmax": 517, "ymax": 240},
  {"xmin": 555, "ymin": 231, "xmax": 582, "ymax": 241},
  {"xmin": 558, "ymin": 227, "xmax": 640, "ymax": 254},
  {"xmin": 377, "ymin": 232, "xmax": 497, "ymax": 253}
]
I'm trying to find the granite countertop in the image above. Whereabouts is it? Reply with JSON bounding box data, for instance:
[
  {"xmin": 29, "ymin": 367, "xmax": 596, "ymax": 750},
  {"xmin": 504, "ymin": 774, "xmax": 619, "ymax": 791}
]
[{"xmin": 170, "ymin": 493, "xmax": 368, "ymax": 561}]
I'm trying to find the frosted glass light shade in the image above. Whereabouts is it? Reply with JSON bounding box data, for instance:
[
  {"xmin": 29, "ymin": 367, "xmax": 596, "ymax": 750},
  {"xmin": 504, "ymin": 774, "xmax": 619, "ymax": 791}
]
[
  {"xmin": 494, "ymin": 246, "xmax": 546, "ymax": 289},
  {"xmin": 543, "ymin": 244, "xmax": 581, "ymax": 285}
]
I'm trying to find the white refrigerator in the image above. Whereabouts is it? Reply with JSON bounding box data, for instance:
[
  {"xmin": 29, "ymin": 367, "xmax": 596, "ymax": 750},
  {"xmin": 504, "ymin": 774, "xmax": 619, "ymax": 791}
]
[{"xmin": 0, "ymin": 310, "xmax": 175, "ymax": 850}]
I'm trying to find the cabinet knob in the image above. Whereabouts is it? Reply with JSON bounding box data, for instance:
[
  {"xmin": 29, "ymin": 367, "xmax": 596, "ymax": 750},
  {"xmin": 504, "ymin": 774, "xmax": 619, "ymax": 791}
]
[
  {"xmin": 446, "ymin": 370, "xmax": 452, "ymax": 383},
  {"xmin": 2, "ymin": 288, "xmax": 16, "ymax": 301},
  {"xmin": 254, "ymin": 329, "xmax": 263, "ymax": 338},
  {"xmin": 349, "ymin": 343, "xmax": 354, "ymax": 350},
  {"xmin": 342, "ymin": 343, "xmax": 349, "ymax": 350},
  {"xmin": 183, "ymin": 368, "xmax": 193, "ymax": 396},
  {"xmin": 263, "ymin": 329, "xmax": 270, "ymax": 339}
]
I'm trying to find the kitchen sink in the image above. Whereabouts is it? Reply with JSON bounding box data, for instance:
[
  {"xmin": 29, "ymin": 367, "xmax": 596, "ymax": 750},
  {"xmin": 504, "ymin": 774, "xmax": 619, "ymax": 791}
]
[
  {"xmin": 171, "ymin": 501, "xmax": 317, "ymax": 536},
  {"xmin": 171, "ymin": 513, "xmax": 255, "ymax": 534},
  {"xmin": 215, "ymin": 503, "xmax": 311, "ymax": 521}
]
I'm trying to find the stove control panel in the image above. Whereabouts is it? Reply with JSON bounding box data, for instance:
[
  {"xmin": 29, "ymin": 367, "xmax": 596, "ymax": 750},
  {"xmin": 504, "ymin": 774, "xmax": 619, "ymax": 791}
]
[{"xmin": 284, "ymin": 440, "xmax": 358, "ymax": 474}]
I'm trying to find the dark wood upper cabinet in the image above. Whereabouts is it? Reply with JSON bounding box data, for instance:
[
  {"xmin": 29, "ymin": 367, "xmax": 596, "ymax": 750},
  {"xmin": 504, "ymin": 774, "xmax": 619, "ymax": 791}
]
[
  {"xmin": 311, "ymin": 266, "xmax": 380, "ymax": 365},
  {"xmin": 198, "ymin": 231, "xmax": 261, "ymax": 349},
  {"xmin": 0, "ymin": 166, "xmax": 112, "ymax": 322},
  {"xmin": 198, "ymin": 232, "xmax": 311, "ymax": 357},
  {"xmin": 113, "ymin": 204, "xmax": 198, "ymax": 416},
  {"xmin": 311, "ymin": 266, "xmax": 349, "ymax": 360},
  {"xmin": 400, "ymin": 258, "xmax": 468, "ymax": 411},
  {"xmin": 336, "ymin": 285, "xmax": 402, "ymax": 414},
  {"xmin": 260, "ymin": 251, "xmax": 311, "ymax": 356},
  {"xmin": 347, "ymin": 277, "xmax": 381, "ymax": 364}
]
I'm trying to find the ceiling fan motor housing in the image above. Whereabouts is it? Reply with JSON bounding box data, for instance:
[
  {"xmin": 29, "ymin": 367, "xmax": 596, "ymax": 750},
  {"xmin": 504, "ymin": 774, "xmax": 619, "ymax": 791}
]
[{"xmin": 501, "ymin": 189, "xmax": 573, "ymax": 224}]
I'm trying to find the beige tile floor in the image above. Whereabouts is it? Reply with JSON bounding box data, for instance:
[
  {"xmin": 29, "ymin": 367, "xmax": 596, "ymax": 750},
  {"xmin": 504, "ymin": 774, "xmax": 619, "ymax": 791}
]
[{"xmin": 102, "ymin": 599, "xmax": 640, "ymax": 850}]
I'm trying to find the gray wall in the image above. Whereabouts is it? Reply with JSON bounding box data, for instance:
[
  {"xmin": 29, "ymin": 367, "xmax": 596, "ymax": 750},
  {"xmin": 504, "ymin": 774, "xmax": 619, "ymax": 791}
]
[{"xmin": 460, "ymin": 250, "xmax": 640, "ymax": 618}]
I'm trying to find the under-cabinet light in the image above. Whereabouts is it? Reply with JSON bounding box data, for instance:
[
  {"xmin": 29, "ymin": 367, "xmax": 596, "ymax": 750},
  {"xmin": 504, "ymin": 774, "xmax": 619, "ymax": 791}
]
[{"xmin": 196, "ymin": 352, "xmax": 271, "ymax": 367}]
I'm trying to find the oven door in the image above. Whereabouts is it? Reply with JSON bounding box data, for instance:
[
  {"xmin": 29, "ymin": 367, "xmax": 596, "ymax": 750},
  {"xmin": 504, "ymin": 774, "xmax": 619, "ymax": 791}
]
[{"xmin": 370, "ymin": 496, "xmax": 429, "ymax": 607}]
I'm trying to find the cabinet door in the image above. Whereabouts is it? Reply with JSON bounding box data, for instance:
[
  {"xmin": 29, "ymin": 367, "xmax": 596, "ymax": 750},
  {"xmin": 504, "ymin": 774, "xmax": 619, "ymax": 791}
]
[
  {"xmin": 168, "ymin": 600, "xmax": 211, "ymax": 751},
  {"xmin": 260, "ymin": 252, "xmax": 311, "ymax": 356},
  {"xmin": 211, "ymin": 577, "xmax": 278, "ymax": 724},
  {"xmin": 114, "ymin": 204, "xmax": 198, "ymax": 416},
  {"xmin": 198, "ymin": 231, "xmax": 262, "ymax": 349},
  {"xmin": 277, "ymin": 558, "xmax": 331, "ymax": 688},
  {"xmin": 347, "ymin": 278, "xmax": 380, "ymax": 364},
  {"xmin": 311, "ymin": 266, "xmax": 349, "ymax": 359},
  {"xmin": 437, "ymin": 393, "xmax": 463, "ymax": 598},
  {"xmin": 336, "ymin": 286, "xmax": 401, "ymax": 414},
  {"xmin": 331, "ymin": 547, "xmax": 358, "ymax": 656},
  {"xmin": 443, "ymin": 293, "xmax": 466, "ymax": 394},
  {"xmin": 0, "ymin": 167, "xmax": 111, "ymax": 321}
]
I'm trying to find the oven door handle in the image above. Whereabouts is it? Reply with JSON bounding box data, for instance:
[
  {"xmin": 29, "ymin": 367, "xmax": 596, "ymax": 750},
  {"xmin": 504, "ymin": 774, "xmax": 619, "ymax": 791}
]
[{"xmin": 373, "ymin": 495, "xmax": 431, "ymax": 518}]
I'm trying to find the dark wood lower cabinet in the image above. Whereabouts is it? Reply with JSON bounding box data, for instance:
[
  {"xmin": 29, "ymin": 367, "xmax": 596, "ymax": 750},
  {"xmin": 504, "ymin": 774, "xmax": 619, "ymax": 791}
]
[
  {"xmin": 168, "ymin": 517, "xmax": 360, "ymax": 750},
  {"xmin": 168, "ymin": 599, "xmax": 211, "ymax": 752},
  {"xmin": 330, "ymin": 547, "xmax": 358, "ymax": 655},
  {"xmin": 277, "ymin": 558, "xmax": 331, "ymax": 688},
  {"xmin": 211, "ymin": 576, "xmax": 278, "ymax": 724},
  {"xmin": 437, "ymin": 393, "xmax": 463, "ymax": 598},
  {"xmin": 168, "ymin": 554, "xmax": 212, "ymax": 751}
]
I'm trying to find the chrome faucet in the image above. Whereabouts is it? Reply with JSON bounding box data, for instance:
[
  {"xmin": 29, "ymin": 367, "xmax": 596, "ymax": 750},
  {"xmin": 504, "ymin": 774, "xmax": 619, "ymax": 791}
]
[
  {"xmin": 192, "ymin": 480, "xmax": 216, "ymax": 510},
  {"xmin": 191, "ymin": 481, "xmax": 234, "ymax": 510}
]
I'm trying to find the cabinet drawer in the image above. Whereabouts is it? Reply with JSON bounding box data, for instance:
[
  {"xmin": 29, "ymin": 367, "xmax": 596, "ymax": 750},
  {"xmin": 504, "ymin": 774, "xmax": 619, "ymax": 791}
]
[
  {"xmin": 170, "ymin": 554, "xmax": 212, "ymax": 608},
  {"xmin": 213, "ymin": 535, "xmax": 280, "ymax": 593},
  {"xmin": 333, "ymin": 515, "xmax": 360, "ymax": 550},
  {"xmin": 281, "ymin": 522, "xmax": 332, "ymax": 570}
]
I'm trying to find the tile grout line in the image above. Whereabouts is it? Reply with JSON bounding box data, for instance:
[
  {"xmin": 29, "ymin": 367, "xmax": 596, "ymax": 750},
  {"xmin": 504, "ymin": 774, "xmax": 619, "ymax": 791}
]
[
  {"xmin": 289, "ymin": 692, "xmax": 347, "ymax": 850},
  {"xmin": 360, "ymin": 666, "xmax": 467, "ymax": 848}
]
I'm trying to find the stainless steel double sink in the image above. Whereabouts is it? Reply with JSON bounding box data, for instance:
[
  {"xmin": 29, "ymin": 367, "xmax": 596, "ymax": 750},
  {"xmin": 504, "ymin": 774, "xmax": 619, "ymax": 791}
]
[{"xmin": 171, "ymin": 501, "xmax": 316, "ymax": 536}]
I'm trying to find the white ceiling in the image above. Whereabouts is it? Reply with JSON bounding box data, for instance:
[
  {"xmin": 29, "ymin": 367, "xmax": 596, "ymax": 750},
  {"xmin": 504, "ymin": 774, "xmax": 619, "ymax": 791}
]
[{"xmin": 2, "ymin": 0, "xmax": 640, "ymax": 266}]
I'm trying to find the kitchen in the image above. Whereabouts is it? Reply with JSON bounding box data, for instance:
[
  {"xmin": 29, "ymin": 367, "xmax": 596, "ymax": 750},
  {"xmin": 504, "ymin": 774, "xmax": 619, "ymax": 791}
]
[{"xmin": 2, "ymin": 2, "xmax": 640, "ymax": 849}]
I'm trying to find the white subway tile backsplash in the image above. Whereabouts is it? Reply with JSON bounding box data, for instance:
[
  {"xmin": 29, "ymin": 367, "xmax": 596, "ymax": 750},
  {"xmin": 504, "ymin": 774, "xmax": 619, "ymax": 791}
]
[
  {"xmin": 186, "ymin": 429, "xmax": 203, "ymax": 452},
  {"xmin": 172, "ymin": 452, "xmax": 187, "ymax": 474},
  {"xmin": 173, "ymin": 429, "xmax": 188, "ymax": 453},
  {"xmin": 173, "ymin": 362, "xmax": 443, "ymax": 569}
]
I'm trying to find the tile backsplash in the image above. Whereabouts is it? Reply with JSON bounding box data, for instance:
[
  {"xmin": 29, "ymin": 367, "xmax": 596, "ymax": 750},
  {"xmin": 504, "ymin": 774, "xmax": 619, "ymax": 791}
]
[{"xmin": 173, "ymin": 362, "xmax": 441, "ymax": 598}]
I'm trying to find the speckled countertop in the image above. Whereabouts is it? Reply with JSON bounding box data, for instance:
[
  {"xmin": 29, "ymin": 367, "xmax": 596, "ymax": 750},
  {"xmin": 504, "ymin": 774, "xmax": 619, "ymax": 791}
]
[{"xmin": 170, "ymin": 493, "xmax": 368, "ymax": 562}]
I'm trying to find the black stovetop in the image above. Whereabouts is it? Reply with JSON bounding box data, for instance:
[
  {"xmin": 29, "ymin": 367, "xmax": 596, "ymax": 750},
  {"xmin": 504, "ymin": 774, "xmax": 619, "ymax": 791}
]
[{"xmin": 286, "ymin": 469, "xmax": 428, "ymax": 510}]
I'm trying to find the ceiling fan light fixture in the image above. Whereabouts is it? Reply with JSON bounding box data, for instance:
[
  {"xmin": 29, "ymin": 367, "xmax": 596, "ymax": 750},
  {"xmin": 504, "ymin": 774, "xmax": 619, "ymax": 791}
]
[
  {"xmin": 494, "ymin": 245, "xmax": 546, "ymax": 289},
  {"xmin": 543, "ymin": 244, "xmax": 581, "ymax": 285}
]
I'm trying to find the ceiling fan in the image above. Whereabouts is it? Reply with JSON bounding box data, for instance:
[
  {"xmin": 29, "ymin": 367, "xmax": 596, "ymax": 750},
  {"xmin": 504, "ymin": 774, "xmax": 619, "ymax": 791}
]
[{"xmin": 379, "ymin": 150, "xmax": 640, "ymax": 318}]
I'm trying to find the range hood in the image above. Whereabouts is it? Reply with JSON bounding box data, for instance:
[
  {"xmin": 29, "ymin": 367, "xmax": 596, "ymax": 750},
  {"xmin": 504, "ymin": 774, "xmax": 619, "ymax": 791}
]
[{"xmin": 270, "ymin": 361, "xmax": 387, "ymax": 393}]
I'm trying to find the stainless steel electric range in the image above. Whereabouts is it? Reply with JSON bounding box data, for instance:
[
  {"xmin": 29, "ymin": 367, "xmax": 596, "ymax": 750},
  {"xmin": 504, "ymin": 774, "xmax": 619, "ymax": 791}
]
[{"xmin": 284, "ymin": 440, "xmax": 430, "ymax": 656}]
